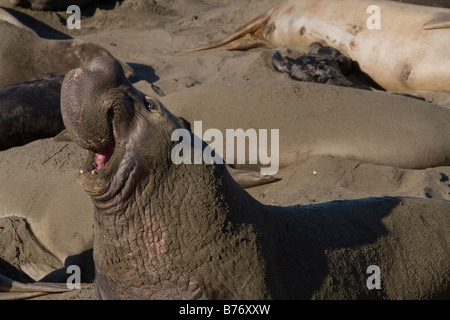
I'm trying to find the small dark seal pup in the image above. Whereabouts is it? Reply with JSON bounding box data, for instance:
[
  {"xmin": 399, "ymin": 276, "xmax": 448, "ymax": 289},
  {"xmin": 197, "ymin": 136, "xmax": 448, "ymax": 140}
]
[{"xmin": 272, "ymin": 43, "xmax": 356, "ymax": 87}]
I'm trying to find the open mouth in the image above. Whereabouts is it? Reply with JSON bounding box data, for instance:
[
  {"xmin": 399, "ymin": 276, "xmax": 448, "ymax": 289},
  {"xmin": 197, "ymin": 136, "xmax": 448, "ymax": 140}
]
[
  {"xmin": 94, "ymin": 146, "xmax": 115, "ymax": 170},
  {"xmin": 80, "ymin": 144, "xmax": 115, "ymax": 176}
]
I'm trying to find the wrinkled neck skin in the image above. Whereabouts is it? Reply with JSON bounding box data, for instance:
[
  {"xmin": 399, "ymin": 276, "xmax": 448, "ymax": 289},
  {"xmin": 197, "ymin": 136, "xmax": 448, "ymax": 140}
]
[{"xmin": 88, "ymin": 142, "xmax": 272, "ymax": 300}]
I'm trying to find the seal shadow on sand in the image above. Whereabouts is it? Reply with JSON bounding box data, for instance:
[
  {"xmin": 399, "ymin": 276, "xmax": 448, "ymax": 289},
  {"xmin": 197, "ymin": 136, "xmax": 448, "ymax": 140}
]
[
  {"xmin": 1, "ymin": 7, "xmax": 71, "ymax": 39},
  {"xmin": 127, "ymin": 62, "xmax": 166, "ymax": 96},
  {"xmin": 0, "ymin": 258, "xmax": 34, "ymax": 284}
]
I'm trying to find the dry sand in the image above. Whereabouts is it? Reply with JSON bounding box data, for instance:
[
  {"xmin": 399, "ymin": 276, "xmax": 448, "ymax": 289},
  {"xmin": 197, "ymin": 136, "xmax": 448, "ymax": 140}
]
[{"xmin": 0, "ymin": 0, "xmax": 449, "ymax": 300}]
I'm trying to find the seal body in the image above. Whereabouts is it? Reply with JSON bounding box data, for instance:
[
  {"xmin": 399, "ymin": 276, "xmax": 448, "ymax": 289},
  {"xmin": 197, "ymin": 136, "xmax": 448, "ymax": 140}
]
[
  {"xmin": 163, "ymin": 80, "xmax": 450, "ymax": 170},
  {"xmin": 191, "ymin": 0, "xmax": 450, "ymax": 92},
  {"xmin": 0, "ymin": 73, "xmax": 64, "ymax": 150},
  {"xmin": 60, "ymin": 56, "xmax": 450, "ymax": 300},
  {"xmin": 0, "ymin": 20, "xmax": 134, "ymax": 87}
]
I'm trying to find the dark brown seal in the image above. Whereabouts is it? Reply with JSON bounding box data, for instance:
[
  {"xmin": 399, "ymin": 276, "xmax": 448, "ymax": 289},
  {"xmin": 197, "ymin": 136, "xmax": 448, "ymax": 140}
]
[
  {"xmin": 61, "ymin": 56, "xmax": 450, "ymax": 299},
  {"xmin": 0, "ymin": 73, "xmax": 64, "ymax": 151}
]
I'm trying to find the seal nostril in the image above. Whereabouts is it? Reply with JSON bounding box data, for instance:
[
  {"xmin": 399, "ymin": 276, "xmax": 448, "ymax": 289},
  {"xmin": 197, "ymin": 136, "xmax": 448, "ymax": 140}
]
[{"xmin": 107, "ymin": 108, "xmax": 114, "ymax": 122}]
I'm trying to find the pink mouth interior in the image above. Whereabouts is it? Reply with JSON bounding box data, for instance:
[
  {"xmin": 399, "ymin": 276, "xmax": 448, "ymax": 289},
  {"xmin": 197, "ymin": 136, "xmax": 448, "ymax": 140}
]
[{"xmin": 94, "ymin": 146, "xmax": 115, "ymax": 170}]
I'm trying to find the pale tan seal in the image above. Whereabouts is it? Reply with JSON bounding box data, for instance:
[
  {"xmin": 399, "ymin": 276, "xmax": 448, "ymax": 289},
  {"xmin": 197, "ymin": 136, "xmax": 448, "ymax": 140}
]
[
  {"xmin": 190, "ymin": 0, "xmax": 450, "ymax": 92},
  {"xmin": 0, "ymin": 140, "xmax": 93, "ymax": 265},
  {"xmin": 162, "ymin": 80, "xmax": 450, "ymax": 170}
]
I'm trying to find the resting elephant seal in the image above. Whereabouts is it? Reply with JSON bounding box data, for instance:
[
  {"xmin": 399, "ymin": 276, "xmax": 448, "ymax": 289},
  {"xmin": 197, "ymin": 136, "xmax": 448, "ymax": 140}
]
[
  {"xmin": 0, "ymin": 140, "xmax": 94, "ymax": 271},
  {"xmin": 0, "ymin": 139, "xmax": 94, "ymax": 299},
  {"xmin": 60, "ymin": 56, "xmax": 450, "ymax": 299},
  {"xmin": 162, "ymin": 80, "xmax": 450, "ymax": 170},
  {"xmin": 0, "ymin": 20, "xmax": 134, "ymax": 87},
  {"xmin": 0, "ymin": 73, "xmax": 64, "ymax": 151},
  {"xmin": 190, "ymin": 0, "xmax": 450, "ymax": 92}
]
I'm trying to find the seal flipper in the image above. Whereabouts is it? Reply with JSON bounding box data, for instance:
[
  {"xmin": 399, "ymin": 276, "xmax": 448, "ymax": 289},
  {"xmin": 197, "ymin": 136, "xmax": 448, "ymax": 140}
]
[
  {"xmin": 271, "ymin": 51, "xmax": 294, "ymax": 73},
  {"xmin": 52, "ymin": 129, "xmax": 72, "ymax": 142},
  {"xmin": 187, "ymin": 9, "xmax": 274, "ymax": 52},
  {"xmin": 423, "ymin": 12, "xmax": 450, "ymax": 30},
  {"xmin": 228, "ymin": 167, "xmax": 281, "ymax": 189},
  {"xmin": 0, "ymin": 273, "xmax": 75, "ymax": 300}
]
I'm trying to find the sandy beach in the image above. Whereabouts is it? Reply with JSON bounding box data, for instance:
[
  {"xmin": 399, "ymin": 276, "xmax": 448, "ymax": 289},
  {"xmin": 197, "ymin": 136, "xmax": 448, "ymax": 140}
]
[{"xmin": 0, "ymin": 0, "xmax": 449, "ymax": 300}]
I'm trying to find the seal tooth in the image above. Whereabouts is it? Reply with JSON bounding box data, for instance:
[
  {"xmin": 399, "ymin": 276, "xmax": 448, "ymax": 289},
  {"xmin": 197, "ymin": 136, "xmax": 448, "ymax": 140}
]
[
  {"xmin": 80, "ymin": 170, "xmax": 84, "ymax": 174},
  {"xmin": 91, "ymin": 170, "xmax": 97, "ymax": 175}
]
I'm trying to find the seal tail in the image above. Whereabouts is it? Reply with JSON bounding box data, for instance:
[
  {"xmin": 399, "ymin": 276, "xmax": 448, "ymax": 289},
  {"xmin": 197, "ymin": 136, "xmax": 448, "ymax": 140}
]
[
  {"xmin": 422, "ymin": 12, "xmax": 450, "ymax": 30},
  {"xmin": 187, "ymin": 9, "xmax": 274, "ymax": 52}
]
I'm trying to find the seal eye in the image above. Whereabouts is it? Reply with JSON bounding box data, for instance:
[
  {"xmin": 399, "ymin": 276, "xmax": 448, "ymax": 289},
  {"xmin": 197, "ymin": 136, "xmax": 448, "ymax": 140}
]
[{"xmin": 144, "ymin": 98, "xmax": 157, "ymax": 111}]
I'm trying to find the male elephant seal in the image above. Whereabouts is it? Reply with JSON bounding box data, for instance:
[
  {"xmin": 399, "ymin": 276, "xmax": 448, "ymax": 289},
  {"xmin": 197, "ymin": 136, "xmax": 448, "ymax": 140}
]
[
  {"xmin": 61, "ymin": 56, "xmax": 450, "ymax": 299},
  {"xmin": 190, "ymin": 0, "xmax": 450, "ymax": 92},
  {"xmin": 0, "ymin": 20, "xmax": 133, "ymax": 87},
  {"xmin": 0, "ymin": 73, "xmax": 64, "ymax": 151}
]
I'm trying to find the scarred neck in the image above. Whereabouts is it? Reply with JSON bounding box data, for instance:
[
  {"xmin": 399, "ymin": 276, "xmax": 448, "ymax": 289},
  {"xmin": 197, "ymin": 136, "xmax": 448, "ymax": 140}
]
[{"xmin": 92, "ymin": 162, "xmax": 270, "ymax": 299}]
